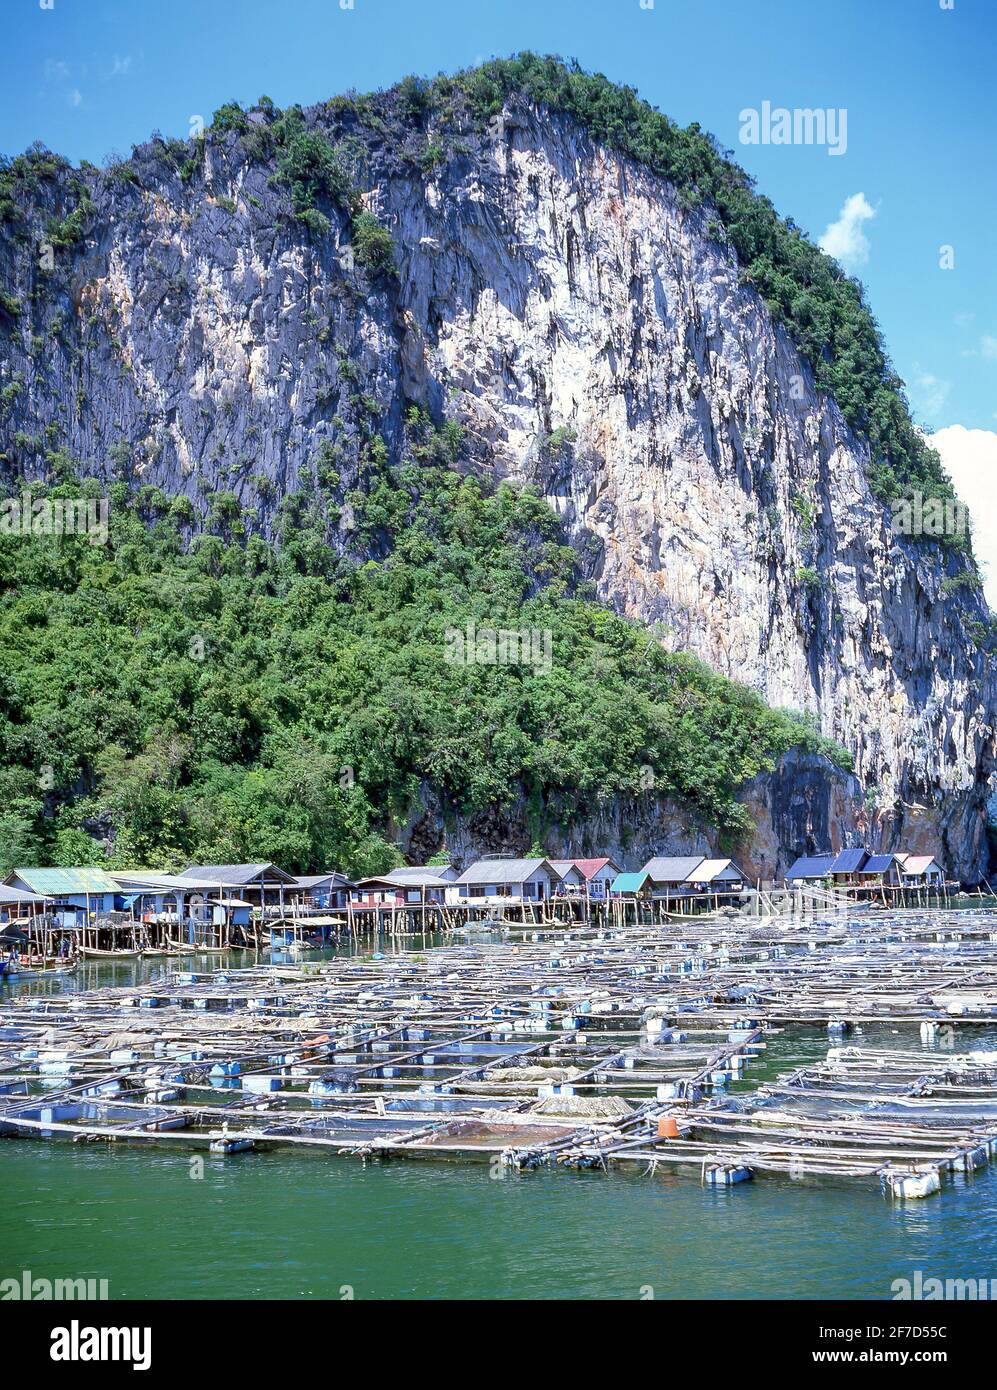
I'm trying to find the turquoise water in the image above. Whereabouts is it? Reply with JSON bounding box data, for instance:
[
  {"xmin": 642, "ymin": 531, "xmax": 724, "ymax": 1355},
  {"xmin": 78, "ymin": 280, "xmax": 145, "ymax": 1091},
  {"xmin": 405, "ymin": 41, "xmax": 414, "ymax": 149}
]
[
  {"xmin": 5, "ymin": 1135, "xmax": 996, "ymax": 1300},
  {"xmin": 4, "ymin": 936, "xmax": 997, "ymax": 1300},
  {"xmin": 3, "ymin": 933, "xmax": 445, "ymax": 1000}
]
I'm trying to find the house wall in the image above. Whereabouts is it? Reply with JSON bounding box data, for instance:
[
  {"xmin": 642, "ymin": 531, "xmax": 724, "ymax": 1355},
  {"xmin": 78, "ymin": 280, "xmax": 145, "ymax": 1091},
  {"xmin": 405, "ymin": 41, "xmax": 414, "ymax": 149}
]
[
  {"xmin": 303, "ymin": 886, "xmax": 348, "ymax": 909},
  {"xmin": 588, "ymin": 867, "xmax": 621, "ymax": 897},
  {"xmin": 688, "ymin": 868, "xmax": 744, "ymax": 889},
  {"xmin": 211, "ymin": 905, "xmax": 251, "ymax": 926},
  {"xmin": 859, "ymin": 865, "xmax": 901, "ymax": 886},
  {"xmin": 350, "ymin": 889, "xmax": 404, "ymax": 908},
  {"xmin": 130, "ymin": 892, "xmax": 180, "ymax": 918},
  {"xmin": 63, "ymin": 893, "xmax": 115, "ymax": 915},
  {"xmin": 401, "ymin": 888, "xmax": 445, "ymax": 903},
  {"xmin": 455, "ymin": 869, "xmax": 554, "ymax": 902},
  {"xmin": 647, "ymin": 880, "xmax": 695, "ymax": 896}
]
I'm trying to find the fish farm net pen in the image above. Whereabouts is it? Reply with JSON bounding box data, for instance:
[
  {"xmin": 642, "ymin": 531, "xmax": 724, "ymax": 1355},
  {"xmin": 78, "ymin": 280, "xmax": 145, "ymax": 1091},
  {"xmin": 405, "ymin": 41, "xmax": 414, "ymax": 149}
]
[{"xmin": 3, "ymin": 907, "xmax": 997, "ymax": 1194}]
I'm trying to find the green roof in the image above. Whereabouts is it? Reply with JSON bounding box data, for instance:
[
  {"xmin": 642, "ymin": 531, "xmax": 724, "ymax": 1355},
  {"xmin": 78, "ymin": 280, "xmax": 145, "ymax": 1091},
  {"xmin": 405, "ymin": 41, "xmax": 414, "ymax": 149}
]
[
  {"xmin": 611, "ymin": 871, "xmax": 651, "ymax": 894},
  {"xmin": 9, "ymin": 866, "xmax": 121, "ymax": 895}
]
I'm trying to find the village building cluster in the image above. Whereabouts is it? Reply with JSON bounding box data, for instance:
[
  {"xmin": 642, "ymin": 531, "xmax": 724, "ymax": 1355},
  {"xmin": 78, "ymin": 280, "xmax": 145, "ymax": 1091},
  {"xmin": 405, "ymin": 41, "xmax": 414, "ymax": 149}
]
[
  {"xmin": 784, "ymin": 849, "xmax": 946, "ymax": 889},
  {"xmin": 0, "ymin": 845, "xmax": 954, "ymax": 968}
]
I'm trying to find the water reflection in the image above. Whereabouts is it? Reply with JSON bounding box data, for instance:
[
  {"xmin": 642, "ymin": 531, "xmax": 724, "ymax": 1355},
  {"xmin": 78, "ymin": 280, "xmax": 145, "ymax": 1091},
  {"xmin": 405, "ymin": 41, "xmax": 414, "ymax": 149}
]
[{"xmin": 0, "ymin": 929, "xmax": 453, "ymax": 998}]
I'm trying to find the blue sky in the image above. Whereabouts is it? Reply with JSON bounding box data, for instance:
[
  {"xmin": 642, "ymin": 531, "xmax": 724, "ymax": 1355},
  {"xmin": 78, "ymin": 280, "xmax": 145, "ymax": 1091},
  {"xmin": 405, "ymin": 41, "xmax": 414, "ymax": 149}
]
[{"xmin": 3, "ymin": 0, "xmax": 995, "ymax": 445}]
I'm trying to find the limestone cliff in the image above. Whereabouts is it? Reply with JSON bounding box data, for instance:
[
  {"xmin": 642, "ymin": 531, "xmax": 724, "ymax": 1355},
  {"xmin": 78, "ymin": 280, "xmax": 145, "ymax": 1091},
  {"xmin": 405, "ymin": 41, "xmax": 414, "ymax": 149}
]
[
  {"xmin": 1, "ymin": 76, "xmax": 992, "ymax": 877},
  {"xmin": 401, "ymin": 751, "xmax": 863, "ymax": 883}
]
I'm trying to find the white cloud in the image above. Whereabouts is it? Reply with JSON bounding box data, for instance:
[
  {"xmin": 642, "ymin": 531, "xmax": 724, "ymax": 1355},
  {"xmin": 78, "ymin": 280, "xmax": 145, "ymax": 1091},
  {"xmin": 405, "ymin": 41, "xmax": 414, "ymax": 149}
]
[
  {"xmin": 819, "ymin": 192, "xmax": 876, "ymax": 271},
  {"xmin": 108, "ymin": 55, "xmax": 132, "ymax": 77},
  {"xmin": 929, "ymin": 424, "xmax": 997, "ymax": 610},
  {"xmin": 982, "ymin": 335, "xmax": 997, "ymax": 359},
  {"xmin": 911, "ymin": 368, "xmax": 950, "ymax": 422},
  {"xmin": 41, "ymin": 58, "xmax": 84, "ymax": 108}
]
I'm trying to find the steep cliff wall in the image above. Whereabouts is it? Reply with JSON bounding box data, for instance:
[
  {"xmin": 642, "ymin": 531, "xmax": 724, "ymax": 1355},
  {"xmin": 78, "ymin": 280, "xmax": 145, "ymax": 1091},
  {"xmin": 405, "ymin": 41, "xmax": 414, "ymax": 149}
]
[
  {"xmin": 379, "ymin": 106, "xmax": 993, "ymax": 877},
  {"xmin": 402, "ymin": 750, "xmax": 862, "ymax": 881},
  {"xmin": 1, "ymin": 79, "xmax": 992, "ymax": 876}
]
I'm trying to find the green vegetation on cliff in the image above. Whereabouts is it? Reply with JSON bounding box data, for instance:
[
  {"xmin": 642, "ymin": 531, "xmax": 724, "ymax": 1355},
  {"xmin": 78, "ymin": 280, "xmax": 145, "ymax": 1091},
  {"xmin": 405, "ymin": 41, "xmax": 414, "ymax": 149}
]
[{"xmin": 0, "ymin": 443, "xmax": 849, "ymax": 875}]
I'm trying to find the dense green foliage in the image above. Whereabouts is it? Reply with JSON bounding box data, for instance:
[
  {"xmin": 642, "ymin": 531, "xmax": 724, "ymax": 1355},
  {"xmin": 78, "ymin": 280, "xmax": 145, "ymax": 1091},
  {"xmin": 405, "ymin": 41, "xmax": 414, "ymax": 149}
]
[
  {"xmin": 414, "ymin": 55, "xmax": 960, "ymax": 535},
  {"xmin": 270, "ymin": 107, "xmax": 356, "ymax": 217},
  {"xmin": 0, "ymin": 453, "xmax": 849, "ymax": 876},
  {"xmin": 350, "ymin": 210, "xmax": 396, "ymax": 275},
  {"xmin": 241, "ymin": 103, "xmax": 394, "ymax": 269},
  {"xmin": 0, "ymin": 144, "xmax": 71, "ymax": 226}
]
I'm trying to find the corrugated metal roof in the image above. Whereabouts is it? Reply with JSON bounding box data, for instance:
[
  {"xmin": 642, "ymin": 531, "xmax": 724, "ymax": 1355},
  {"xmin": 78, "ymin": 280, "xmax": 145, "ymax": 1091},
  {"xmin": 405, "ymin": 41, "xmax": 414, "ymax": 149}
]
[
  {"xmin": 9, "ymin": 867, "xmax": 120, "ymax": 895},
  {"xmin": 550, "ymin": 861, "xmax": 583, "ymax": 879},
  {"xmin": 354, "ymin": 871, "xmax": 451, "ymax": 890},
  {"xmin": 785, "ymin": 854, "xmax": 835, "ymax": 879},
  {"xmin": 455, "ymin": 858, "xmax": 554, "ymax": 885},
  {"xmin": 641, "ymin": 856, "xmax": 707, "ymax": 883},
  {"xmin": 861, "ymin": 854, "xmax": 898, "ymax": 874},
  {"xmin": 685, "ymin": 858, "xmax": 743, "ymax": 883},
  {"xmin": 382, "ymin": 867, "xmax": 454, "ymax": 885},
  {"xmin": 571, "ymin": 857, "xmax": 620, "ymax": 879},
  {"xmin": 110, "ymin": 870, "xmax": 178, "ymax": 887},
  {"xmin": 0, "ymin": 883, "xmax": 50, "ymax": 904},
  {"xmin": 179, "ymin": 863, "xmax": 297, "ymax": 886},
  {"xmin": 611, "ymin": 871, "xmax": 651, "ymax": 894},
  {"xmin": 901, "ymin": 855, "xmax": 941, "ymax": 876},
  {"xmin": 109, "ymin": 870, "xmax": 217, "ymax": 890},
  {"xmin": 828, "ymin": 848, "xmax": 868, "ymax": 874},
  {"xmin": 293, "ymin": 874, "xmax": 349, "ymax": 890}
]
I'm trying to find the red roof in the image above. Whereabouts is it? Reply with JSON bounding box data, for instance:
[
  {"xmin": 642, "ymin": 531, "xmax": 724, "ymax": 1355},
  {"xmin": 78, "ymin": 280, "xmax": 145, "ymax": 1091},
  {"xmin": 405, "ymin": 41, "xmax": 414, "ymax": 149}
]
[{"xmin": 571, "ymin": 857, "xmax": 618, "ymax": 880}]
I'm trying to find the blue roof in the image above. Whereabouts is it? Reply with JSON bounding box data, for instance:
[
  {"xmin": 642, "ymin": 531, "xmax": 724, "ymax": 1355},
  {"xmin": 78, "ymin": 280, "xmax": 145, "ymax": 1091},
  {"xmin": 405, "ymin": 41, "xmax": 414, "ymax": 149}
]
[
  {"xmin": 828, "ymin": 848, "xmax": 868, "ymax": 873},
  {"xmin": 611, "ymin": 871, "xmax": 650, "ymax": 894},
  {"xmin": 862, "ymin": 854, "xmax": 897, "ymax": 873},
  {"xmin": 785, "ymin": 854, "xmax": 835, "ymax": 879}
]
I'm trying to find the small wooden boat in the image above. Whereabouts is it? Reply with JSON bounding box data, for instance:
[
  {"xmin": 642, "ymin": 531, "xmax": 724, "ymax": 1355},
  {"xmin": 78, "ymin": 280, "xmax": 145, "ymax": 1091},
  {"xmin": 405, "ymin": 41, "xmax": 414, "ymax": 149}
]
[
  {"xmin": 79, "ymin": 947, "xmax": 144, "ymax": 959},
  {"xmin": 2, "ymin": 959, "xmax": 78, "ymax": 979}
]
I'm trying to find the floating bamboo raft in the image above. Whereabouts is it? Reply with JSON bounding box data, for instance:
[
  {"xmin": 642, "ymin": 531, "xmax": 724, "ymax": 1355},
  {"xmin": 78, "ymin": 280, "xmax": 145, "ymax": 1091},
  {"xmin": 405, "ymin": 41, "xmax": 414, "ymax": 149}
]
[{"xmin": 3, "ymin": 908, "xmax": 997, "ymax": 1196}]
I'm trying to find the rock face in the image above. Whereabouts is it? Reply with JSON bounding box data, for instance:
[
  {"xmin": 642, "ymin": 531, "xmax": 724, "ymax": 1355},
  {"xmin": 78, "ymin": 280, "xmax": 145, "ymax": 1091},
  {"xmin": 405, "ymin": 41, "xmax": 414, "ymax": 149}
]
[
  {"xmin": 403, "ymin": 750, "xmax": 863, "ymax": 881},
  {"xmin": 2, "ymin": 92, "xmax": 993, "ymax": 877}
]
